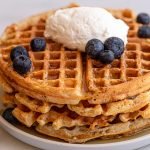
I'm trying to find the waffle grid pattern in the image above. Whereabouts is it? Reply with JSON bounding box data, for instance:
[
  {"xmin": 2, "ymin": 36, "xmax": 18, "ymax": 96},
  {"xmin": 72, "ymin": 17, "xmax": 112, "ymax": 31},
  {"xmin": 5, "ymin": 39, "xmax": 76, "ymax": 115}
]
[
  {"xmin": 0, "ymin": 8, "xmax": 150, "ymax": 104},
  {"xmin": 1, "ymin": 19, "xmax": 82, "ymax": 91},
  {"xmin": 87, "ymin": 42, "xmax": 150, "ymax": 90}
]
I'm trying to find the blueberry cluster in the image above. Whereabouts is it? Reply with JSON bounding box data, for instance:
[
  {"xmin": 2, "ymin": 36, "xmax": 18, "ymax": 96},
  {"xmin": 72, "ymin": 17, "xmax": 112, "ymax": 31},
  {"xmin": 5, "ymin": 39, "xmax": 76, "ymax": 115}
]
[
  {"xmin": 11, "ymin": 37, "xmax": 46, "ymax": 75},
  {"xmin": 85, "ymin": 37, "xmax": 124, "ymax": 64},
  {"xmin": 11, "ymin": 46, "xmax": 31, "ymax": 74},
  {"xmin": 136, "ymin": 13, "xmax": 150, "ymax": 38}
]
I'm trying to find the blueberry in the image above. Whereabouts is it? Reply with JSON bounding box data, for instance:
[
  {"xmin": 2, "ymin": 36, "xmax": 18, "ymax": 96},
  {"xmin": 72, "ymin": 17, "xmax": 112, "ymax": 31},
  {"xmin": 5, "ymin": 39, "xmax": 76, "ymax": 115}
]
[
  {"xmin": 99, "ymin": 50, "xmax": 115, "ymax": 64},
  {"xmin": 30, "ymin": 37, "xmax": 46, "ymax": 51},
  {"xmin": 85, "ymin": 39, "xmax": 104, "ymax": 59},
  {"xmin": 13, "ymin": 55, "xmax": 31, "ymax": 75},
  {"xmin": 138, "ymin": 25, "xmax": 150, "ymax": 38},
  {"xmin": 2, "ymin": 108, "xmax": 18, "ymax": 124},
  {"xmin": 10, "ymin": 46, "xmax": 29, "ymax": 61},
  {"xmin": 137, "ymin": 13, "xmax": 150, "ymax": 25},
  {"xmin": 104, "ymin": 37, "xmax": 124, "ymax": 59}
]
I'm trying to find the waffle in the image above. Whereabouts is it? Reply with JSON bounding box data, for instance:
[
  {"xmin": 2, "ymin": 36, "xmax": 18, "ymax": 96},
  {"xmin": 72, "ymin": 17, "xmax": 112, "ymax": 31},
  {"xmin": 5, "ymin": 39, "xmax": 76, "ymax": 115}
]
[
  {"xmin": 68, "ymin": 91, "xmax": 150, "ymax": 117},
  {"xmin": 36, "ymin": 118, "xmax": 150, "ymax": 143},
  {"xmin": 0, "ymin": 3, "xmax": 84, "ymax": 105},
  {"xmin": 0, "ymin": 27, "xmax": 83, "ymax": 104},
  {"xmin": 119, "ymin": 104, "xmax": 150, "ymax": 122},
  {"xmin": 0, "ymin": 5, "xmax": 150, "ymax": 105},
  {"xmin": 15, "ymin": 93, "xmax": 64, "ymax": 113},
  {"xmin": 12, "ymin": 102, "xmax": 115, "ymax": 129},
  {"xmin": 87, "ymin": 8, "xmax": 150, "ymax": 104},
  {"xmin": 4, "ymin": 89, "xmax": 149, "ymax": 118},
  {"xmin": 87, "ymin": 41, "xmax": 150, "ymax": 104},
  {"xmin": 7, "ymin": 90, "xmax": 149, "ymax": 133}
]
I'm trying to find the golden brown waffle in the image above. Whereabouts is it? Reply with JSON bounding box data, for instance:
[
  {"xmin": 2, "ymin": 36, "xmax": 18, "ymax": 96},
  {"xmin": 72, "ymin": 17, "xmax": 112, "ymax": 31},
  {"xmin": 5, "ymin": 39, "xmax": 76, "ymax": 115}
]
[
  {"xmin": 9, "ymin": 90, "xmax": 150, "ymax": 118},
  {"xmin": 36, "ymin": 118, "xmax": 150, "ymax": 143},
  {"xmin": 12, "ymin": 105, "xmax": 115, "ymax": 129},
  {"xmin": 11, "ymin": 90, "xmax": 150, "ymax": 125},
  {"xmin": 120, "ymin": 104, "xmax": 150, "ymax": 122},
  {"xmin": 68, "ymin": 91, "xmax": 150, "ymax": 117},
  {"xmin": 0, "ymin": 21, "xmax": 83, "ymax": 104},
  {"xmin": 0, "ymin": 5, "xmax": 150, "ymax": 105},
  {"xmin": 9, "ymin": 92, "xmax": 150, "ymax": 143},
  {"xmin": 86, "ymin": 8, "xmax": 150, "ymax": 104},
  {"xmin": 11, "ymin": 91, "xmax": 114, "ymax": 129},
  {"xmin": 12, "ymin": 99, "xmax": 150, "ymax": 143},
  {"xmin": 87, "ymin": 41, "xmax": 150, "ymax": 104}
]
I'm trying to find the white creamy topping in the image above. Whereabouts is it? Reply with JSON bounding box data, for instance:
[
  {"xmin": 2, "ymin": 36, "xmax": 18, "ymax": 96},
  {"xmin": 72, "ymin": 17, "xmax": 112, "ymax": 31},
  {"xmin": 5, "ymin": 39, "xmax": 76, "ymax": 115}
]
[{"xmin": 45, "ymin": 7, "xmax": 129, "ymax": 52}]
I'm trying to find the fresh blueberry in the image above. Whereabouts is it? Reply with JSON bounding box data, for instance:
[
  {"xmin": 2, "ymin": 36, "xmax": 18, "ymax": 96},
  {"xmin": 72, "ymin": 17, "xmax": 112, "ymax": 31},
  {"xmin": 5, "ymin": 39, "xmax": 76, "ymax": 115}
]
[
  {"xmin": 2, "ymin": 108, "xmax": 18, "ymax": 124},
  {"xmin": 137, "ymin": 13, "xmax": 150, "ymax": 25},
  {"xmin": 10, "ymin": 46, "xmax": 29, "ymax": 61},
  {"xmin": 138, "ymin": 25, "xmax": 150, "ymax": 38},
  {"xmin": 13, "ymin": 55, "xmax": 31, "ymax": 75},
  {"xmin": 104, "ymin": 37, "xmax": 124, "ymax": 59},
  {"xmin": 85, "ymin": 39, "xmax": 104, "ymax": 59},
  {"xmin": 99, "ymin": 50, "xmax": 115, "ymax": 64},
  {"xmin": 30, "ymin": 37, "xmax": 46, "ymax": 51}
]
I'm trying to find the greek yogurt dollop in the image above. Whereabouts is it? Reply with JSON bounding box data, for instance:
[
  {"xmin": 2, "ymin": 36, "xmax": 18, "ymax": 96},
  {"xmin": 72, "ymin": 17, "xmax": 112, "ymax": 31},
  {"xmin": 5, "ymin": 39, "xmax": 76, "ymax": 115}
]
[{"xmin": 45, "ymin": 7, "xmax": 129, "ymax": 52}]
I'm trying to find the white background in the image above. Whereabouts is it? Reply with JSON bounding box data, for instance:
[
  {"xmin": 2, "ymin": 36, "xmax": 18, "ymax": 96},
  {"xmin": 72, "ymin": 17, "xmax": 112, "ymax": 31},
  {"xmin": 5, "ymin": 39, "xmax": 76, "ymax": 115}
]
[{"xmin": 0, "ymin": 0, "xmax": 150, "ymax": 149}]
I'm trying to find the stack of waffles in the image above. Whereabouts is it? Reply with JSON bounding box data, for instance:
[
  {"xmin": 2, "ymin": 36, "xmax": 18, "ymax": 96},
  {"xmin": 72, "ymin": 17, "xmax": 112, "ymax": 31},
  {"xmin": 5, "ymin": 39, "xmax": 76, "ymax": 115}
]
[{"xmin": 1, "ymin": 4, "xmax": 150, "ymax": 143}]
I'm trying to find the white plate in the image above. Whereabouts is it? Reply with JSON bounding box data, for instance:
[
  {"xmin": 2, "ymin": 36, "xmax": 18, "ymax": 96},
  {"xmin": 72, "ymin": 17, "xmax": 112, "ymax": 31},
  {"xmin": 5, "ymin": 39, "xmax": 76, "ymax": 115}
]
[{"xmin": 0, "ymin": 100, "xmax": 150, "ymax": 150}]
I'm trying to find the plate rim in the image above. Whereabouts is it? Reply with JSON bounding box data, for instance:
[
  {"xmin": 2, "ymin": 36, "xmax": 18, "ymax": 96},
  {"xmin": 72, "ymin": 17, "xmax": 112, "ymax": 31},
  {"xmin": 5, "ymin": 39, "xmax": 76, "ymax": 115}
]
[{"xmin": 0, "ymin": 115, "xmax": 150, "ymax": 148}]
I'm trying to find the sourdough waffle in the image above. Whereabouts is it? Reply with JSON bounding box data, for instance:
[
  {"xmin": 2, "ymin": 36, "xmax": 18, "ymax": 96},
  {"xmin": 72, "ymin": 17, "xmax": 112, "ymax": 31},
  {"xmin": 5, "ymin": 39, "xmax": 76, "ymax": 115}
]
[
  {"xmin": 0, "ymin": 6, "xmax": 150, "ymax": 105},
  {"xmin": 36, "ymin": 118, "xmax": 150, "ymax": 143},
  {"xmin": 0, "ymin": 27, "xmax": 83, "ymax": 104},
  {"xmin": 12, "ymin": 105, "xmax": 115, "ymax": 129},
  {"xmin": 12, "ymin": 92, "xmax": 114, "ymax": 129},
  {"xmin": 13, "ymin": 102, "xmax": 150, "ymax": 130},
  {"xmin": 6, "ymin": 90, "xmax": 150, "ymax": 118},
  {"xmin": 11, "ymin": 90, "xmax": 150, "ymax": 127},
  {"xmin": 87, "ymin": 41, "xmax": 150, "ymax": 104},
  {"xmin": 0, "ymin": 3, "xmax": 83, "ymax": 104}
]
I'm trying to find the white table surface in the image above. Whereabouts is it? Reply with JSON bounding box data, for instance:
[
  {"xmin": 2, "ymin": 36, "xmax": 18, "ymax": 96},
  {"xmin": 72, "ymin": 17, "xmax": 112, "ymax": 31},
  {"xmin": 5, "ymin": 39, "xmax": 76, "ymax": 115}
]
[{"xmin": 0, "ymin": 0, "xmax": 150, "ymax": 149}]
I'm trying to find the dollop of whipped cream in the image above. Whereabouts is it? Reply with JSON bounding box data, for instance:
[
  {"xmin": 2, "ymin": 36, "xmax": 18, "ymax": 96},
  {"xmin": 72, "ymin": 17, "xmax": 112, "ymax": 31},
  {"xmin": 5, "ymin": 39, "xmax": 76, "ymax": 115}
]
[{"xmin": 45, "ymin": 7, "xmax": 129, "ymax": 52}]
